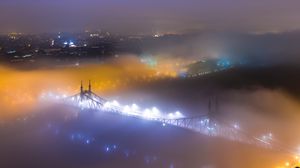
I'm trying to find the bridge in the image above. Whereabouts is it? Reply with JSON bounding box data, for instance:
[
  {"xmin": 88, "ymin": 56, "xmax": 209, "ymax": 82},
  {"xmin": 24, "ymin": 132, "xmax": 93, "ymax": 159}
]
[
  {"xmin": 49, "ymin": 81, "xmax": 279, "ymax": 150},
  {"xmin": 66, "ymin": 81, "xmax": 212, "ymax": 131}
]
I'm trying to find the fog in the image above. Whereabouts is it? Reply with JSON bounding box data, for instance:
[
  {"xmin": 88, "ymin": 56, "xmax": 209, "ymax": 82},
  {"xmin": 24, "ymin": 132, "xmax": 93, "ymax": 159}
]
[
  {"xmin": 2, "ymin": 0, "xmax": 300, "ymax": 167},
  {"xmin": 142, "ymin": 31, "xmax": 300, "ymax": 66},
  {"xmin": 0, "ymin": 55, "xmax": 156, "ymax": 118},
  {"xmin": 1, "ymin": 55, "xmax": 300, "ymax": 167}
]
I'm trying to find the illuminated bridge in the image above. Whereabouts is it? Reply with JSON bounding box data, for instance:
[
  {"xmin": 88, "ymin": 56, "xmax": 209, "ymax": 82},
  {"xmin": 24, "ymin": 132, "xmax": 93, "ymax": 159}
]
[
  {"xmin": 38, "ymin": 81, "xmax": 300, "ymax": 165},
  {"xmin": 41, "ymin": 81, "xmax": 277, "ymax": 150},
  {"xmin": 65, "ymin": 82, "xmax": 212, "ymax": 132},
  {"xmin": 40, "ymin": 81, "xmax": 300, "ymax": 157}
]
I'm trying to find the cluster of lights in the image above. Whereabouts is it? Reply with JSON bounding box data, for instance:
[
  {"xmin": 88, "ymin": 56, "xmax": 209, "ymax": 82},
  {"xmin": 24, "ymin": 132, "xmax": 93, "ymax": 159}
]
[
  {"xmin": 276, "ymin": 155, "xmax": 300, "ymax": 168},
  {"xmin": 102, "ymin": 100, "xmax": 184, "ymax": 120},
  {"xmin": 63, "ymin": 41, "xmax": 77, "ymax": 47},
  {"xmin": 70, "ymin": 132, "xmax": 95, "ymax": 145},
  {"xmin": 39, "ymin": 92, "xmax": 68, "ymax": 101},
  {"xmin": 256, "ymin": 132, "xmax": 273, "ymax": 147},
  {"xmin": 104, "ymin": 144, "xmax": 118, "ymax": 153},
  {"xmin": 44, "ymin": 123, "xmax": 130, "ymax": 158}
]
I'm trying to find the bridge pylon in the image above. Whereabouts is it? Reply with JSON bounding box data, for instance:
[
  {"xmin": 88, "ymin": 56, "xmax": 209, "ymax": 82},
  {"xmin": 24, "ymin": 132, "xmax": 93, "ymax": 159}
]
[
  {"xmin": 80, "ymin": 80, "xmax": 92, "ymax": 97},
  {"xmin": 88, "ymin": 80, "xmax": 91, "ymax": 93},
  {"xmin": 80, "ymin": 80, "xmax": 84, "ymax": 94}
]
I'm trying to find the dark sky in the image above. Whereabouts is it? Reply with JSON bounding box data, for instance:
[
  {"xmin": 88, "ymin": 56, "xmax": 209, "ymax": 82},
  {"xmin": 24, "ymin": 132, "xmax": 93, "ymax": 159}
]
[{"xmin": 1, "ymin": 0, "xmax": 300, "ymax": 34}]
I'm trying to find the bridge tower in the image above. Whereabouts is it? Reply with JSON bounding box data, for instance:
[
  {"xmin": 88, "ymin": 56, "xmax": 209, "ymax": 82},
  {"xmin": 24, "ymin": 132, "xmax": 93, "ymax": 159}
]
[
  {"xmin": 208, "ymin": 95, "xmax": 218, "ymax": 119},
  {"xmin": 80, "ymin": 80, "xmax": 84, "ymax": 94},
  {"xmin": 88, "ymin": 80, "xmax": 91, "ymax": 93},
  {"xmin": 80, "ymin": 80, "xmax": 93, "ymax": 98}
]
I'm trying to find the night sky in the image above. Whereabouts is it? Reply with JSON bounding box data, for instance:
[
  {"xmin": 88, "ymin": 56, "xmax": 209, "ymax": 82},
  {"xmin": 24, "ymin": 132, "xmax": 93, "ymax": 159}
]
[{"xmin": 1, "ymin": 0, "xmax": 300, "ymax": 34}]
